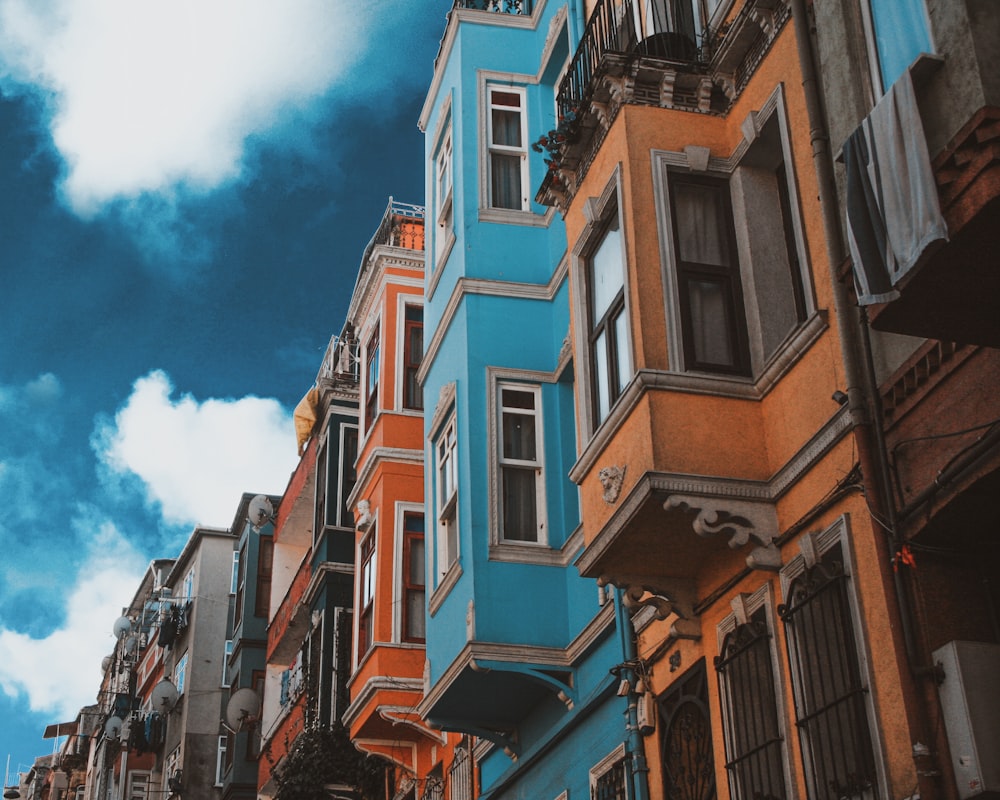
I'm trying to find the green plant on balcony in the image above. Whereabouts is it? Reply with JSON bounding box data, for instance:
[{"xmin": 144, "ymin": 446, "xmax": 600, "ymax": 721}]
[{"xmin": 273, "ymin": 723, "xmax": 387, "ymax": 800}]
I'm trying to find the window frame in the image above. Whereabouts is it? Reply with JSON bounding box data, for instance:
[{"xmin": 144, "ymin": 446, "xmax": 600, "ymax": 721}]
[
  {"xmin": 435, "ymin": 413, "xmax": 459, "ymax": 582},
  {"xmin": 358, "ymin": 526, "xmax": 377, "ymax": 659},
  {"xmin": 589, "ymin": 743, "xmax": 628, "ymax": 800},
  {"xmin": 486, "ymin": 84, "xmax": 530, "ymax": 212},
  {"xmin": 778, "ymin": 516, "xmax": 887, "ymax": 800},
  {"xmin": 401, "ymin": 303, "xmax": 424, "ymax": 412},
  {"xmin": 174, "ymin": 651, "xmax": 189, "ymax": 696},
  {"xmin": 222, "ymin": 640, "xmax": 233, "ymax": 688},
  {"xmin": 215, "ymin": 736, "xmax": 227, "ymax": 787},
  {"xmin": 400, "ymin": 510, "xmax": 426, "ymax": 643},
  {"xmin": 714, "ymin": 586, "xmax": 792, "ymax": 800},
  {"xmin": 364, "ymin": 323, "xmax": 381, "ymax": 433},
  {"xmin": 254, "ymin": 535, "xmax": 273, "ymax": 619},
  {"xmin": 496, "ymin": 382, "xmax": 547, "ymax": 545},
  {"xmin": 230, "ymin": 551, "xmax": 239, "ymax": 595}
]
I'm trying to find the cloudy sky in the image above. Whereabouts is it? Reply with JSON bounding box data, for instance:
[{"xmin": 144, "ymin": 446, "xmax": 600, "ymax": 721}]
[{"xmin": 0, "ymin": 0, "xmax": 447, "ymax": 777}]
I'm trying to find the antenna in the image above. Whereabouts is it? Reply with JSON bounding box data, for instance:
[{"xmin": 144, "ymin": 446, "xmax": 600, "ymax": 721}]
[
  {"xmin": 225, "ymin": 688, "xmax": 262, "ymax": 731},
  {"xmin": 247, "ymin": 496, "xmax": 275, "ymax": 533}
]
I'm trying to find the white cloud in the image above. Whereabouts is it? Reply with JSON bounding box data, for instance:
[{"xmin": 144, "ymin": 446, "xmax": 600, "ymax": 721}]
[
  {"xmin": 0, "ymin": 0, "xmax": 367, "ymax": 214},
  {"xmin": 97, "ymin": 370, "xmax": 298, "ymax": 527},
  {"xmin": 0, "ymin": 519, "xmax": 145, "ymax": 718}
]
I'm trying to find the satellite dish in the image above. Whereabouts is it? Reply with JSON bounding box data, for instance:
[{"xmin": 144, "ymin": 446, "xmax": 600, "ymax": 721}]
[
  {"xmin": 124, "ymin": 634, "xmax": 139, "ymax": 653},
  {"xmin": 101, "ymin": 655, "xmax": 113, "ymax": 673},
  {"xmin": 150, "ymin": 679, "xmax": 179, "ymax": 712},
  {"xmin": 247, "ymin": 495, "xmax": 275, "ymax": 532},
  {"xmin": 225, "ymin": 688, "xmax": 261, "ymax": 730},
  {"xmin": 104, "ymin": 716, "xmax": 124, "ymax": 740},
  {"xmin": 112, "ymin": 616, "xmax": 133, "ymax": 639}
]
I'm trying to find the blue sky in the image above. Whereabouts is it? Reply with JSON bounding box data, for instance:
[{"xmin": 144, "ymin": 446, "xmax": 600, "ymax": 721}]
[{"xmin": 0, "ymin": 0, "xmax": 448, "ymax": 779}]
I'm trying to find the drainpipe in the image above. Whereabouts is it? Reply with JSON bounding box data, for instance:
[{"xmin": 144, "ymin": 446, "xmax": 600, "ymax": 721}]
[
  {"xmin": 613, "ymin": 590, "xmax": 650, "ymax": 800},
  {"xmin": 568, "ymin": 0, "xmax": 585, "ymax": 46},
  {"xmin": 787, "ymin": 0, "xmax": 923, "ymax": 676}
]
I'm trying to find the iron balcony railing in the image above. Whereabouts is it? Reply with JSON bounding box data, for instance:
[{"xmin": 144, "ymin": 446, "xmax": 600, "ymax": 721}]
[
  {"xmin": 453, "ymin": 0, "xmax": 531, "ymax": 13},
  {"xmin": 359, "ymin": 196, "xmax": 425, "ymax": 268},
  {"xmin": 556, "ymin": 0, "xmax": 700, "ymax": 120}
]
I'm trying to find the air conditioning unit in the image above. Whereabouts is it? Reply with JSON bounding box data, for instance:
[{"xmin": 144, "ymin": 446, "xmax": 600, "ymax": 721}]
[{"xmin": 932, "ymin": 640, "xmax": 1000, "ymax": 799}]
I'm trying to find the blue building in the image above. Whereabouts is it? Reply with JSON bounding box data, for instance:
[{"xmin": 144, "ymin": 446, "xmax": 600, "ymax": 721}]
[{"xmin": 417, "ymin": 4, "xmax": 642, "ymax": 800}]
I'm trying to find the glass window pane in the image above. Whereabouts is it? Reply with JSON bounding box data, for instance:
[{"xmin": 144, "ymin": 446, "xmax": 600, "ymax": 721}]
[
  {"xmin": 409, "ymin": 539, "xmax": 425, "ymax": 584},
  {"xmin": 503, "ymin": 411, "xmax": 536, "ymax": 461},
  {"xmin": 674, "ymin": 181, "xmax": 727, "ymax": 266},
  {"xmin": 492, "ymin": 108, "xmax": 522, "ymax": 147},
  {"xmin": 687, "ymin": 278, "xmax": 735, "ymax": 367},
  {"xmin": 502, "ymin": 466, "xmax": 537, "ymax": 541},
  {"xmin": 407, "ymin": 591, "xmax": 426, "ymax": 639},
  {"xmin": 491, "ymin": 152, "xmax": 522, "ymax": 209},
  {"xmin": 614, "ymin": 309, "xmax": 630, "ymax": 396},
  {"xmin": 591, "ymin": 223, "xmax": 623, "ymax": 321},
  {"xmin": 595, "ymin": 330, "xmax": 611, "ymax": 421}
]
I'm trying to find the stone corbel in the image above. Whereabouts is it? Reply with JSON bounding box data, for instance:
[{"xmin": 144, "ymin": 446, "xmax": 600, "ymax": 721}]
[
  {"xmin": 713, "ymin": 72, "xmax": 738, "ymax": 101},
  {"xmin": 598, "ymin": 574, "xmax": 701, "ymax": 640},
  {"xmin": 591, "ymin": 101, "xmax": 612, "ymax": 132},
  {"xmin": 665, "ymin": 495, "xmax": 782, "ymax": 571},
  {"xmin": 659, "ymin": 70, "xmax": 678, "ymax": 108},
  {"xmin": 696, "ymin": 76, "xmax": 715, "ymax": 113}
]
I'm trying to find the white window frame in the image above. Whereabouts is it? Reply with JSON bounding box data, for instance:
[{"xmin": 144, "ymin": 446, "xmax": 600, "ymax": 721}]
[
  {"xmin": 589, "ymin": 743, "xmax": 627, "ymax": 800},
  {"xmin": 436, "ymin": 414, "xmax": 459, "ymax": 581},
  {"xmin": 182, "ymin": 568, "xmax": 195, "ymax": 601},
  {"xmin": 485, "ymin": 83, "xmax": 530, "ymax": 212},
  {"xmin": 230, "ymin": 552, "xmax": 239, "ymax": 595},
  {"xmin": 435, "ymin": 127, "xmax": 454, "ymax": 241},
  {"xmin": 221, "ymin": 640, "xmax": 233, "ymax": 688},
  {"xmin": 363, "ymin": 320, "xmax": 381, "ymax": 435},
  {"xmin": 127, "ymin": 771, "xmax": 150, "ymax": 800},
  {"xmin": 571, "ymin": 167, "xmax": 633, "ymax": 438},
  {"xmin": 393, "ymin": 501, "xmax": 426, "ymax": 643},
  {"xmin": 215, "ymin": 736, "xmax": 227, "ymax": 787},
  {"xmin": 715, "ymin": 585, "xmax": 794, "ymax": 800},
  {"xmin": 495, "ymin": 382, "xmax": 547, "ymax": 545},
  {"xmin": 779, "ymin": 515, "xmax": 887, "ymax": 800},
  {"xmin": 356, "ymin": 522, "xmax": 378, "ymax": 662},
  {"xmin": 174, "ymin": 651, "xmax": 188, "ymax": 695},
  {"xmin": 428, "ymin": 92, "xmax": 456, "ymax": 299}
]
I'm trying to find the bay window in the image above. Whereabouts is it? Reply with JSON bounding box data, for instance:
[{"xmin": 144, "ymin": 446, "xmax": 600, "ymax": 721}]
[{"xmin": 487, "ymin": 85, "xmax": 529, "ymax": 211}]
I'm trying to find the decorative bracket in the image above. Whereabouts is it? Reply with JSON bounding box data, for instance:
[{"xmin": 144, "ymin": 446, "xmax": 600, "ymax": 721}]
[
  {"xmin": 665, "ymin": 495, "xmax": 782, "ymax": 571},
  {"xmin": 598, "ymin": 574, "xmax": 701, "ymax": 640}
]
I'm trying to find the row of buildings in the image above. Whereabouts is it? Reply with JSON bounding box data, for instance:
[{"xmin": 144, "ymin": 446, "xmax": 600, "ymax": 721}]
[{"xmin": 10, "ymin": 3, "xmax": 999, "ymax": 800}]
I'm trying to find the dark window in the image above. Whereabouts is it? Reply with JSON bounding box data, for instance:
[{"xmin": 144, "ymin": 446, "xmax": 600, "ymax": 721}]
[
  {"xmin": 779, "ymin": 543, "xmax": 878, "ymax": 800},
  {"xmin": 340, "ymin": 426, "xmax": 359, "ymax": 527},
  {"xmin": 402, "ymin": 513, "xmax": 426, "ymax": 642},
  {"xmin": 499, "ymin": 386, "xmax": 542, "ymax": 542},
  {"xmin": 365, "ymin": 325, "xmax": 380, "ymax": 432},
  {"xmin": 359, "ymin": 530, "xmax": 376, "ymax": 655},
  {"xmin": 254, "ymin": 537, "xmax": 273, "ymax": 619},
  {"xmin": 233, "ymin": 543, "xmax": 247, "ymax": 628},
  {"xmin": 488, "ymin": 87, "xmax": 526, "ymax": 210},
  {"xmin": 669, "ymin": 174, "xmax": 750, "ymax": 375},
  {"xmin": 659, "ymin": 660, "xmax": 717, "ymax": 800},
  {"xmin": 715, "ymin": 608, "xmax": 786, "ymax": 800},
  {"xmin": 403, "ymin": 306, "xmax": 424, "ymax": 411},
  {"xmin": 587, "ymin": 215, "xmax": 630, "ymax": 422},
  {"xmin": 593, "ymin": 756, "xmax": 627, "ymax": 800}
]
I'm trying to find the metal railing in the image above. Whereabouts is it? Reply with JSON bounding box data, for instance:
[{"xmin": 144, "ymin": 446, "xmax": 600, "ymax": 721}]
[
  {"xmin": 454, "ymin": 0, "xmax": 531, "ymax": 13},
  {"xmin": 556, "ymin": 0, "xmax": 699, "ymax": 120}
]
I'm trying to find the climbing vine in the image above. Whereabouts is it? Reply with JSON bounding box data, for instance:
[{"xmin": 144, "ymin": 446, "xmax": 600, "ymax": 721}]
[{"xmin": 273, "ymin": 723, "xmax": 387, "ymax": 800}]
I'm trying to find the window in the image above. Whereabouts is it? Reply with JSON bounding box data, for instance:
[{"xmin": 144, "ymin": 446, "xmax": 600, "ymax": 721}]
[
  {"xmin": 255, "ymin": 536, "xmax": 273, "ymax": 619},
  {"xmin": 365, "ymin": 325, "xmax": 380, "ymax": 432},
  {"xmin": 436, "ymin": 417, "xmax": 459, "ymax": 578},
  {"xmin": 182, "ymin": 568, "xmax": 195, "ymax": 601},
  {"xmin": 230, "ymin": 552, "xmax": 239, "ymax": 595},
  {"xmin": 359, "ymin": 528, "xmax": 376, "ymax": 656},
  {"xmin": 715, "ymin": 602, "xmax": 787, "ymax": 800},
  {"xmin": 655, "ymin": 92, "xmax": 814, "ymax": 382},
  {"xmin": 402, "ymin": 512, "xmax": 426, "ymax": 642},
  {"xmin": 234, "ymin": 543, "xmax": 247, "ymax": 627},
  {"xmin": 669, "ymin": 174, "xmax": 750, "ymax": 375},
  {"xmin": 487, "ymin": 85, "xmax": 529, "ymax": 210},
  {"xmin": 165, "ymin": 748, "xmax": 180, "ymax": 787},
  {"xmin": 222, "ymin": 640, "xmax": 233, "ymax": 688},
  {"xmin": 779, "ymin": 536, "xmax": 879, "ymax": 800},
  {"xmin": 215, "ymin": 736, "xmax": 227, "ymax": 786},
  {"xmin": 449, "ymin": 741, "xmax": 473, "ymax": 800},
  {"xmin": 341, "ymin": 426, "xmax": 359, "ymax": 526},
  {"xmin": 587, "ymin": 213, "xmax": 631, "ymax": 423},
  {"xmin": 498, "ymin": 384, "xmax": 545, "ymax": 543},
  {"xmin": 435, "ymin": 128, "xmax": 454, "ymax": 258},
  {"xmin": 174, "ymin": 652, "xmax": 189, "ymax": 695},
  {"xmin": 403, "ymin": 306, "xmax": 424, "ymax": 411},
  {"xmin": 127, "ymin": 772, "xmax": 149, "ymax": 800},
  {"xmin": 658, "ymin": 660, "xmax": 717, "ymax": 800},
  {"xmin": 865, "ymin": 0, "xmax": 931, "ymax": 92},
  {"xmin": 590, "ymin": 745, "xmax": 627, "ymax": 800}
]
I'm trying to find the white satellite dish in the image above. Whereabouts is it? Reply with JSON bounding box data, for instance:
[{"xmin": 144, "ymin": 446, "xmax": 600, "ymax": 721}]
[
  {"xmin": 149, "ymin": 678, "xmax": 179, "ymax": 713},
  {"xmin": 247, "ymin": 495, "xmax": 275, "ymax": 532},
  {"xmin": 112, "ymin": 616, "xmax": 133, "ymax": 640},
  {"xmin": 101, "ymin": 655, "xmax": 113, "ymax": 673},
  {"xmin": 104, "ymin": 716, "xmax": 124, "ymax": 740},
  {"xmin": 225, "ymin": 688, "xmax": 261, "ymax": 730},
  {"xmin": 150, "ymin": 679, "xmax": 179, "ymax": 712},
  {"xmin": 124, "ymin": 634, "xmax": 139, "ymax": 653}
]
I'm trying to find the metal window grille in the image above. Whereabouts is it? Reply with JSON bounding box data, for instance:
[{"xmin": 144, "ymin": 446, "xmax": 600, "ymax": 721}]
[
  {"xmin": 449, "ymin": 744, "xmax": 473, "ymax": 800},
  {"xmin": 779, "ymin": 543, "xmax": 878, "ymax": 800},
  {"xmin": 658, "ymin": 660, "xmax": 717, "ymax": 800},
  {"xmin": 715, "ymin": 609, "xmax": 786, "ymax": 800},
  {"xmin": 593, "ymin": 757, "xmax": 627, "ymax": 800}
]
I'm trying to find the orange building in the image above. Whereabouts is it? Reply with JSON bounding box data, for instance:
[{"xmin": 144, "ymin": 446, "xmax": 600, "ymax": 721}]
[
  {"xmin": 537, "ymin": 1, "xmax": 950, "ymax": 800},
  {"xmin": 342, "ymin": 200, "xmax": 468, "ymax": 800}
]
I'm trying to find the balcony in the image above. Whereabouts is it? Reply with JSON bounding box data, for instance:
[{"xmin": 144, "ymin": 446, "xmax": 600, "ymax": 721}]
[
  {"xmin": 267, "ymin": 557, "xmax": 312, "ymax": 663},
  {"xmin": 453, "ymin": 0, "xmax": 531, "ymax": 12},
  {"xmin": 537, "ymin": 0, "xmax": 791, "ymax": 207}
]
